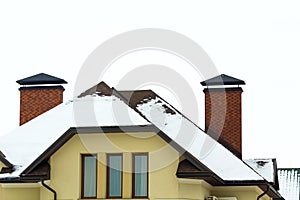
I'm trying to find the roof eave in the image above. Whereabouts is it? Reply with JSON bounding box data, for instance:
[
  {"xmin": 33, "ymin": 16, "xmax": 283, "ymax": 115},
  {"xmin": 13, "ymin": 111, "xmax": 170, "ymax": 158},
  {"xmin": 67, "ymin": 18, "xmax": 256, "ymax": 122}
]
[{"xmin": 0, "ymin": 155, "xmax": 14, "ymax": 168}]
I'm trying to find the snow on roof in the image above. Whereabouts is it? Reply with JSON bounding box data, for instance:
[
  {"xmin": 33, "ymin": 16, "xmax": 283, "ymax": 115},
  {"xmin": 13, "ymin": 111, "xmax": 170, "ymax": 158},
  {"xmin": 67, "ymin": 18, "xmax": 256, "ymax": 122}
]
[
  {"xmin": 244, "ymin": 158, "xmax": 275, "ymax": 182},
  {"xmin": 0, "ymin": 94, "xmax": 149, "ymax": 178},
  {"xmin": 136, "ymin": 97, "xmax": 264, "ymax": 181},
  {"xmin": 278, "ymin": 168, "xmax": 300, "ymax": 200}
]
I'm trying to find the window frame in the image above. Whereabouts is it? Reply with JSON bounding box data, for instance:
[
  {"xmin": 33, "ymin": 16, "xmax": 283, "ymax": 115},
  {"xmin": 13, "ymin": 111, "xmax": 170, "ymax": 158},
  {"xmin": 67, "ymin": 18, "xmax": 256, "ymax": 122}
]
[
  {"xmin": 81, "ymin": 154, "xmax": 98, "ymax": 199},
  {"xmin": 132, "ymin": 153, "xmax": 149, "ymax": 198},
  {"xmin": 106, "ymin": 153, "xmax": 123, "ymax": 198}
]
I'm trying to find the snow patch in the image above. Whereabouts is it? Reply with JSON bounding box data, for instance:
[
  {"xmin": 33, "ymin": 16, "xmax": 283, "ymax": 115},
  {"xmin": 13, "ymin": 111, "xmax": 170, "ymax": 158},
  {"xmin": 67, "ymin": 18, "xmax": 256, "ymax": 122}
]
[
  {"xmin": 244, "ymin": 159, "xmax": 274, "ymax": 182},
  {"xmin": 0, "ymin": 94, "xmax": 149, "ymax": 178},
  {"xmin": 136, "ymin": 97, "xmax": 263, "ymax": 181}
]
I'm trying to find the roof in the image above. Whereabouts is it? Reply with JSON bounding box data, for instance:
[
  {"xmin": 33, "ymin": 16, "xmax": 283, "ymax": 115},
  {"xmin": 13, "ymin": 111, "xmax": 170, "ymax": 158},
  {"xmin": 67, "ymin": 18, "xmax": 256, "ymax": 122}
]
[
  {"xmin": 16, "ymin": 73, "xmax": 67, "ymax": 85},
  {"xmin": 200, "ymin": 74, "xmax": 245, "ymax": 86},
  {"xmin": 0, "ymin": 81, "xmax": 283, "ymax": 198},
  {"xmin": 278, "ymin": 168, "xmax": 300, "ymax": 200}
]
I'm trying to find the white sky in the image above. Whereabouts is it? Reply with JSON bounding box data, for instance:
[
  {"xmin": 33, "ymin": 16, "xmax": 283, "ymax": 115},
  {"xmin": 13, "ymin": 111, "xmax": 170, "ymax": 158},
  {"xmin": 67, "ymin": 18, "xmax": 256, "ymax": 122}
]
[{"xmin": 1, "ymin": 0, "xmax": 300, "ymax": 168}]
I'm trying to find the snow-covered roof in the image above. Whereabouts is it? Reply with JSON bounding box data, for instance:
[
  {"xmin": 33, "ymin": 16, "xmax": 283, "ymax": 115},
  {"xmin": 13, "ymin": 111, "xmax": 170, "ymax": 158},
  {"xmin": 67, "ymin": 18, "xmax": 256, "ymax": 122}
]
[
  {"xmin": 136, "ymin": 96, "xmax": 264, "ymax": 181},
  {"xmin": 0, "ymin": 94, "xmax": 149, "ymax": 178},
  {"xmin": 0, "ymin": 85, "xmax": 272, "ymax": 183},
  {"xmin": 244, "ymin": 158, "xmax": 275, "ymax": 182},
  {"xmin": 278, "ymin": 168, "xmax": 300, "ymax": 200}
]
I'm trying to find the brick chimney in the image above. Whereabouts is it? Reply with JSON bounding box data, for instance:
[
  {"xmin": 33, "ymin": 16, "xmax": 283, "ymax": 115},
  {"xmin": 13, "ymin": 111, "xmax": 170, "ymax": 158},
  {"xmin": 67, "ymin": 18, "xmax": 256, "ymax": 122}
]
[
  {"xmin": 201, "ymin": 74, "xmax": 245, "ymax": 159},
  {"xmin": 17, "ymin": 73, "xmax": 67, "ymax": 125}
]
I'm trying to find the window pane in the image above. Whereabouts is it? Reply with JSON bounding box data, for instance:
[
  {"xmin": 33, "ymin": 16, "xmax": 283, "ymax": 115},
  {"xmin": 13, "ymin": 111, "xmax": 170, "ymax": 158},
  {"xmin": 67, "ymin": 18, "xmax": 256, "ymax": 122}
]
[
  {"xmin": 108, "ymin": 155, "xmax": 122, "ymax": 197},
  {"xmin": 134, "ymin": 154, "xmax": 148, "ymax": 197},
  {"xmin": 83, "ymin": 155, "xmax": 97, "ymax": 198}
]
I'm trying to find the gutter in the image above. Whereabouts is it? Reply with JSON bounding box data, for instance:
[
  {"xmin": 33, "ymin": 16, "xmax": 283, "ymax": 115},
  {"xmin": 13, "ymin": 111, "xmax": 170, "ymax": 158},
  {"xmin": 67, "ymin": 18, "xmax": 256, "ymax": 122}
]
[
  {"xmin": 257, "ymin": 184, "xmax": 269, "ymax": 200},
  {"xmin": 41, "ymin": 179, "xmax": 57, "ymax": 200}
]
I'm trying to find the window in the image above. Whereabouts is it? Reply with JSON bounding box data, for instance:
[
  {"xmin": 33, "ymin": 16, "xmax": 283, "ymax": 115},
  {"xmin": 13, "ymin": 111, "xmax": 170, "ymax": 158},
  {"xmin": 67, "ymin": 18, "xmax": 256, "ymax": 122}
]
[
  {"xmin": 81, "ymin": 154, "xmax": 97, "ymax": 199},
  {"xmin": 132, "ymin": 153, "xmax": 148, "ymax": 198},
  {"xmin": 107, "ymin": 154, "xmax": 123, "ymax": 198}
]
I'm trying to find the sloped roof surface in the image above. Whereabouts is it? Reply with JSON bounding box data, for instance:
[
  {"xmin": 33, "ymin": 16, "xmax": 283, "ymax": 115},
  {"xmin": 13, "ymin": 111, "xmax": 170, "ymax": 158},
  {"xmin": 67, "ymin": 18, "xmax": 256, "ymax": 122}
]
[
  {"xmin": 0, "ymin": 94, "xmax": 150, "ymax": 178},
  {"xmin": 200, "ymin": 74, "xmax": 245, "ymax": 86},
  {"xmin": 16, "ymin": 73, "xmax": 67, "ymax": 85},
  {"xmin": 278, "ymin": 168, "xmax": 300, "ymax": 200},
  {"xmin": 134, "ymin": 94, "xmax": 263, "ymax": 181}
]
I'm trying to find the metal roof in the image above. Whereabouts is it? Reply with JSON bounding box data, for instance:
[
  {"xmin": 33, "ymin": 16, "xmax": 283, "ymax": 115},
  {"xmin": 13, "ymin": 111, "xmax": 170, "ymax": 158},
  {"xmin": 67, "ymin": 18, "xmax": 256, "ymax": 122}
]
[
  {"xmin": 16, "ymin": 73, "xmax": 67, "ymax": 85},
  {"xmin": 200, "ymin": 74, "xmax": 245, "ymax": 86},
  {"xmin": 278, "ymin": 168, "xmax": 300, "ymax": 200}
]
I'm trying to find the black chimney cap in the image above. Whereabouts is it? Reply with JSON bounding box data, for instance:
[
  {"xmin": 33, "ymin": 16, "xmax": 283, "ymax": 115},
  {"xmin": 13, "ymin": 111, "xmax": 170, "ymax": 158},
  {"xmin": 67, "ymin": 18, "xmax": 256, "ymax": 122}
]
[
  {"xmin": 16, "ymin": 73, "xmax": 67, "ymax": 85},
  {"xmin": 200, "ymin": 74, "xmax": 245, "ymax": 86}
]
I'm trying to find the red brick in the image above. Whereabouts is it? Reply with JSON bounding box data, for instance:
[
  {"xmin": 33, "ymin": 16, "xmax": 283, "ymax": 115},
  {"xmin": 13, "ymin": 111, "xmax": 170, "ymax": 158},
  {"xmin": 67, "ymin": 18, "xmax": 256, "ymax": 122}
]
[
  {"xmin": 204, "ymin": 88, "xmax": 242, "ymax": 158},
  {"xmin": 19, "ymin": 87, "xmax": 64, "ymax": 125}
]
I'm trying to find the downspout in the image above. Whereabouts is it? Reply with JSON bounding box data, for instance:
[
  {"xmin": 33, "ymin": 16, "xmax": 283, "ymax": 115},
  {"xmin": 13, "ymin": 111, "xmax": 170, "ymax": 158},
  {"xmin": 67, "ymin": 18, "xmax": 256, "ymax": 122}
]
[
  {"xmin": 41, "ymin": 179, "xmax": 57, "ymax": 200},
  {"xmin": 257, "ymin": 184, "xmax": 269, "ymax": 200}
]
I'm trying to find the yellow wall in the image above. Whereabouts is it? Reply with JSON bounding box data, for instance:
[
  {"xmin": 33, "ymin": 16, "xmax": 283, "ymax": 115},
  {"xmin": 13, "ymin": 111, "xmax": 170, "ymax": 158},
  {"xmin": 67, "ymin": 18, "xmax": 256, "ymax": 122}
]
[
  {"xmin": 178, "ymin": 179, "xmax": 212, "ymax": 200},
  {"xmin": 48, "ymin": 132, "xmax": 184, "ymax": 200},
  {"xmin": 212, "ymin": 186, "xmax": 271, "ymax": 200},
  {"xmin": 0, "ymin": 186, "xmax": 39, "ymax": 200}
]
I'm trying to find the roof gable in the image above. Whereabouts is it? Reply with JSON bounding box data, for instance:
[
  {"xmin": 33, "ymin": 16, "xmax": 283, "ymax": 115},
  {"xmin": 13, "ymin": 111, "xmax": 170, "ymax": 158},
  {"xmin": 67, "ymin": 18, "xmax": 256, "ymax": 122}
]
[{"xmin": 78, "ymin": 81, "xmax": 112, "ymax": 97}]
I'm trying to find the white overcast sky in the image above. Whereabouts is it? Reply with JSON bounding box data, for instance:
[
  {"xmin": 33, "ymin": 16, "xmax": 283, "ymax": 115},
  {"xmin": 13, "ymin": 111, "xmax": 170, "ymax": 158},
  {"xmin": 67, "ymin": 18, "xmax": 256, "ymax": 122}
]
[{"xmin": 1, "ymin": 0, "xmax": 300, "ymax": 168}]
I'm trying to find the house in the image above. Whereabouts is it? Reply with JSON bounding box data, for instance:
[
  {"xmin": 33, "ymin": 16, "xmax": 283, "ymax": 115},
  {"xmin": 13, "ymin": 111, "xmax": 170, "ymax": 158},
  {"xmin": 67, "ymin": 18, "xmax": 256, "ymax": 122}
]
[{"xmin": 0, "ymin": 73, "xmax": 284, "ymax": 200}]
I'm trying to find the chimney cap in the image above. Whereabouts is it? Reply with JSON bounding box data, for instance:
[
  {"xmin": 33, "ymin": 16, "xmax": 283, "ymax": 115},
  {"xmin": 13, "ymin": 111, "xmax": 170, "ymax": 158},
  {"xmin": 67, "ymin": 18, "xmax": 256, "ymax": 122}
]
[
  {"xmin": 16, "ymin": 73, "xmax": 67, "ymax": 85},
  {"xmin": 200, "ymin": 74, "xmax": 245, "ymax": 86}
]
